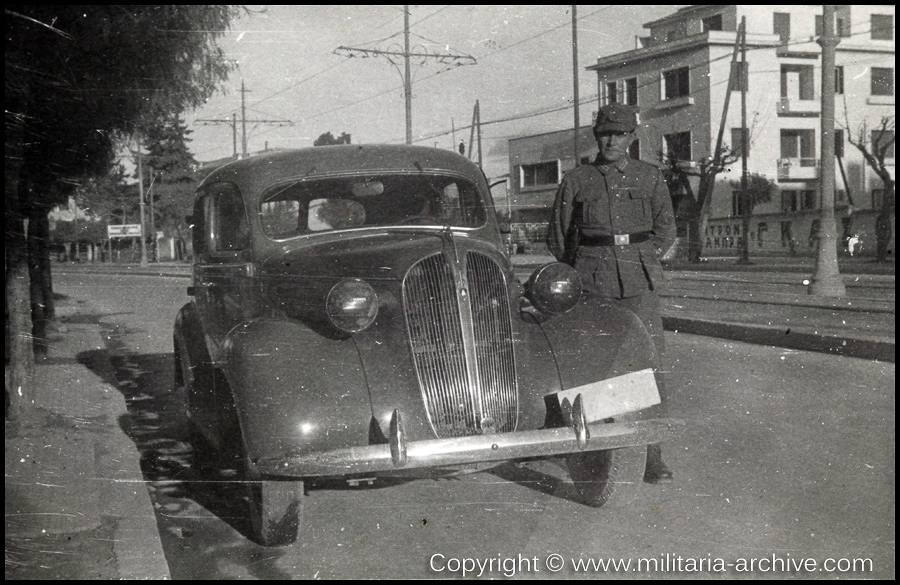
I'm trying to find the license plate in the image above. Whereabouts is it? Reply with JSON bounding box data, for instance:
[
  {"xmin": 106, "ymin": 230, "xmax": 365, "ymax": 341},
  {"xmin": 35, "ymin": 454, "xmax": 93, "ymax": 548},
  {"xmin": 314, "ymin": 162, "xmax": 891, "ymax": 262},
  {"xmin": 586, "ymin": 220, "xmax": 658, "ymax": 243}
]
[{"xmin": 554, "ymin": 368, "xmax": 660, "ymax": 422}]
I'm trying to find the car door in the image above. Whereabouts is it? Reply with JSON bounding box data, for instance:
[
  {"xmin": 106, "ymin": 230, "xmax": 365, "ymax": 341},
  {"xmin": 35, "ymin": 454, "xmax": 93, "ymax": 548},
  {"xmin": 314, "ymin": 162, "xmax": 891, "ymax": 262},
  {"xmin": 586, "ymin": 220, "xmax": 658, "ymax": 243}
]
[
  {"xmin": 195, "ymin": 182, "xmax": 253, "ymax": 350},
  {"xmin": 191, "ymin": 183, "xmax": 254, "ymax": 437}
]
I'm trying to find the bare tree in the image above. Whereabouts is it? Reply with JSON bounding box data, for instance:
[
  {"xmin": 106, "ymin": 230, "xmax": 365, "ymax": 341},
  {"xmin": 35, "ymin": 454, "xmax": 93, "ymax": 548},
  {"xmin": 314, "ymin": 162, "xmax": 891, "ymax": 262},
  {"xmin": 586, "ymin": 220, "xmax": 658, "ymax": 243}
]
[
  {"xmin": 846, "ymin": 115, "xmax": 894, "ymax": 262},
  {"xmin": 660, "ymin": 147, "xmax": 741, "ymax": 263}
]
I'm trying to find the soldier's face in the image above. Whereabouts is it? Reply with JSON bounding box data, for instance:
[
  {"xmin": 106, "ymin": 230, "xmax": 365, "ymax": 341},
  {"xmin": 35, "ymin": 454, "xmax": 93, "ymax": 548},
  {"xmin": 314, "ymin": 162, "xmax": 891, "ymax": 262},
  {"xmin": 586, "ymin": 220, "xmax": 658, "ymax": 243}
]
[{"xmin": 595, "ymin": 131, "xmax": 634, "ymax": 163}]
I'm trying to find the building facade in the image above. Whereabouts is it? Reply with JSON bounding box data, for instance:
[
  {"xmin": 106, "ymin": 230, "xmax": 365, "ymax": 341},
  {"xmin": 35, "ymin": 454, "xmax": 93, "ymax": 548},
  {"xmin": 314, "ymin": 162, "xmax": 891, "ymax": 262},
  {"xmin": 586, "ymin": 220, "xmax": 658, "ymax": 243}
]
[{"xmin": 508, "ymin": 5, "xmax": 894, "ymax": 257}]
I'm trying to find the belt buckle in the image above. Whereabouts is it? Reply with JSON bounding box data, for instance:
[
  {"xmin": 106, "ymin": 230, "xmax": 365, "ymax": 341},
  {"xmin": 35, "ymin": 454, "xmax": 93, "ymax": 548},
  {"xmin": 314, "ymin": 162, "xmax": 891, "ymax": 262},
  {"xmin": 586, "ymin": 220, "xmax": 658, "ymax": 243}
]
[{"xmin": 614, "ymin": 234, "xmax": 630, "ymax": 245}]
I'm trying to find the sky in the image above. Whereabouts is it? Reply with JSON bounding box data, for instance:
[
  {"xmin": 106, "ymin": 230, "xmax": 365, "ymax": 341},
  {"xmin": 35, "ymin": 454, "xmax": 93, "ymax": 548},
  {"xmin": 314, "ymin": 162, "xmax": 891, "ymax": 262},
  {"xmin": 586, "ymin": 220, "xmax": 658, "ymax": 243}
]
[{"xmin": 183, "ymin": 5, "xmax": 685, "ymax": 180}]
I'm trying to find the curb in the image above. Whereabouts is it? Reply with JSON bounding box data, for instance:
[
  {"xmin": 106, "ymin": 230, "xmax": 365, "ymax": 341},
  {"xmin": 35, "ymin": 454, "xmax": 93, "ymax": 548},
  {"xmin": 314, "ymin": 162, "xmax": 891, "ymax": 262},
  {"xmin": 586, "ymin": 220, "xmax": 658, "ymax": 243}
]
[{"xmin": 663, "ymin": 316, "xmax": 895, "ymax": 363}]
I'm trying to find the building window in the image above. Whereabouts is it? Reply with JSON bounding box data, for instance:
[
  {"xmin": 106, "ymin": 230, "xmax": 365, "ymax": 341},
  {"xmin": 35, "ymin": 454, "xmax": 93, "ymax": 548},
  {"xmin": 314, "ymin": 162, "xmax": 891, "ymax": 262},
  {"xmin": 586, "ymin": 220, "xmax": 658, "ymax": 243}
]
[
  {"xmin": 834, "ymin": 66, "xmax": 844, "ymax": 94},
  {"xmin": 773, "ymin": 12, "xmax": 790, "ymax": 43},
  {"xmin": 606, "ymin": 81, "xmax": 618, "ymax": 104},
  {"xmin": 872, "ymin": 130, "xmax": 895, "ymax": 159},
  {"xmin": 871, "ymin": 68, "xmax": 894, "ymax": 96},
  {"xmin": 781, "ymin": 190, "xmax": 796, "ymax": 212},
  {"xmin": 781, "ymin": 65, "xmax": 815, "ymax": 101},
  {"xmin": 834, "ymin": 129, "xmax": 844, "ymax": 158},
  {"xmin": 730, "ymin": 61, "xmax": 748, "ymax": 92},
  {"xmin": 732, "ymin": 190, "xmax": 745, "ymax": 217},
  {"xmin": 520, "ymin": 161, "xmax": 559, "ymax": 188},
  {"xmin": 780, "ymin": 129, "xmax": 816, "ymax": 165},
  {"xmin": 731, "ymin": 128, "xmax": 748, "ymax": 158},
  {"xmin": 624, "ymin": 77, "xmax": 638, "ymax": 106},
  {"xmin": 664, "ymin": 131, "xmax": 692, "ymax": 162},
  {"xmin": 781, "ymin": 190, "xmax": 816, "ymax": 212},
  {"xmin": 702, "ymin": 14, "xmax": 723, "ymax": 32},
  {"xmin": 665, "ymin": 22, "xmax": 687, "ymax": 42},
  {"xmin": 871, "ymin": 14, "xmax": 894, "ymax": 40},
  {"xmin": 662, "ymin": 67, "xmax": 690, "ymax": 100}
]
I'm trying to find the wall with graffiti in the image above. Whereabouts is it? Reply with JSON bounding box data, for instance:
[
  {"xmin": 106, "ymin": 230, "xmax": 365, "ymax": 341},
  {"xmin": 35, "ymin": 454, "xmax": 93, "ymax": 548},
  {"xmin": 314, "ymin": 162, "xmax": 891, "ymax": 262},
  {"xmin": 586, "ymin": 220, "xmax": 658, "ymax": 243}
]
[{"xmin": 704, "ymin": 210, "xmax": 893, "ymax": 258}]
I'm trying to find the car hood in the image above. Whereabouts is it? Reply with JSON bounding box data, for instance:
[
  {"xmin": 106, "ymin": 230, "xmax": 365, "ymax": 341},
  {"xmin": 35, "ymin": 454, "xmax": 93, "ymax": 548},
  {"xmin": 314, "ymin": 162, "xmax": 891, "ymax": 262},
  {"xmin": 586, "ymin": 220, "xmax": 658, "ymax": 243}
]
[{"xmin": 258, "ymin": 229, "xmax": 514, "ymax": 326}]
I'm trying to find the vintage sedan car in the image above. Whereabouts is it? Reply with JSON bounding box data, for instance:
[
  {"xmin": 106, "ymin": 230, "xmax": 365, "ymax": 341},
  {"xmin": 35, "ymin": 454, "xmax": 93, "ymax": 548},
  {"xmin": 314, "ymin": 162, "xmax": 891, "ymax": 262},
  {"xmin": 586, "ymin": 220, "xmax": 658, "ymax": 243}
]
[{"xmin": 174, "ymin": 145, "xmax": 680, "ymax": 546}]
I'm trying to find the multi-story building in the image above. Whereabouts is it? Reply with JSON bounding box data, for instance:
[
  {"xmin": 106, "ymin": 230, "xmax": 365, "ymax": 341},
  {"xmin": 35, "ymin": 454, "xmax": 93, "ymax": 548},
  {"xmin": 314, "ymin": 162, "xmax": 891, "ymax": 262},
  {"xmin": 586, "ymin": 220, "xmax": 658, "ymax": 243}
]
[{"xmin": 508, "ymin": 5, "xmax": 894, "ymax": 257}]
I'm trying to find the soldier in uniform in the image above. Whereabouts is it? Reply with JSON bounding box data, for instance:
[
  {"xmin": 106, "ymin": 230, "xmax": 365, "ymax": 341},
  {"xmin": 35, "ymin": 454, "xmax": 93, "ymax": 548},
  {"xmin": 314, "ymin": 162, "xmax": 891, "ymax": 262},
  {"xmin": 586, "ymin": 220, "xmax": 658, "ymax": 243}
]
[{"xmin": 547, "ymin": 103, "xmax": 677, "ymax": 483}]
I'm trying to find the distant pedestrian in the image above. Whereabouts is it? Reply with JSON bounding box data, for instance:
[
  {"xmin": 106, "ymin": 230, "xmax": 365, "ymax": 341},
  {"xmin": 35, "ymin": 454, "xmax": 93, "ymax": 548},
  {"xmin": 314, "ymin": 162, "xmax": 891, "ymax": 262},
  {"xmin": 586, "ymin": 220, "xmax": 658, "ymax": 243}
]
[
  {"xmin": 546, "ymin": 103, "xmax": 677, "ymax": 484},
  {"xmin": 847, "ymin": 234, "xmax": 861, "ymax": 257}
]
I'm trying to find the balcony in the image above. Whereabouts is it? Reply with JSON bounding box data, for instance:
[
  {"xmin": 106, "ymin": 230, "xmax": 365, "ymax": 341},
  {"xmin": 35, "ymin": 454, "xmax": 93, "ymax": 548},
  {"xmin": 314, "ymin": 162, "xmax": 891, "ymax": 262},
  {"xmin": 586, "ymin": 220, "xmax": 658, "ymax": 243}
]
[
  {"xmin": 777, "ymin": 97, "xmax": 820, "ymax": 116},
  {"xmin": 777, "ymin": 158, "xmax": 819, "ymax": 181}
]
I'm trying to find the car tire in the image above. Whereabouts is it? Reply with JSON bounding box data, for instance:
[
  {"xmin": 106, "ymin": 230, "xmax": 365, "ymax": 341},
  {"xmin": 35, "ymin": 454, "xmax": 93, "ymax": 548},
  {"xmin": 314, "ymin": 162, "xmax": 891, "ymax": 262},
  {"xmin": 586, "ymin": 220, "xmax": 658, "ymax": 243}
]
[
  {"xmin": 244, "ymin": 458, "xmax": 304, "ymax": 547},
  {"xmin": 567, "ymin": 445, "xmax": 647, "ymax": 508}
]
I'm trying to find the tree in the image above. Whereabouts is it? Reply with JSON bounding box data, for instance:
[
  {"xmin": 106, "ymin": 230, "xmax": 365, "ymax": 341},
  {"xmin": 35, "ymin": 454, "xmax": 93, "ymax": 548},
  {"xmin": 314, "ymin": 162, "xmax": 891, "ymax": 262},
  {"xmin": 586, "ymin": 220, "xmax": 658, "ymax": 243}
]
[
  {"xmin": 846, "ymin": 115, "xmax": 895, "ymax": 262},
  {"xmin": 660, "ymin": 147, "xmax": 741, "ymax": 263},
  {"xmin": 314, "ymin": 131, "xmax": 352, "ymax": 146},
  {"xmin": 730, "ymin": 173, "xmax": 777, "ymax": 263},
  {"xmin": 141, "ymin": 113, "xmax": 201, "ymax": 260},
  {"xmin": 6, "ymin": 6, "xmax": 242, "ymax": 422},
  {"xmin": 74, "ymin": 164, "xmax": 135, "ymax": 227}
]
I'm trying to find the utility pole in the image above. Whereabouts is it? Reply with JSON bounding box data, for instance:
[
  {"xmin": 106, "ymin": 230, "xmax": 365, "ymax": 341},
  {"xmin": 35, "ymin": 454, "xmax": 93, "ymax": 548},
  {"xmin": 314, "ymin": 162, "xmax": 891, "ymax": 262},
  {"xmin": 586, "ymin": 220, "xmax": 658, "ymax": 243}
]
[
  {"xmin": 196, "ymin": 81, "xmax": 292, "ymax": 158},
  {"xmin": 697, "ymin": 18, "xmax": 745, "ymax": 262},
  {"xmin": 572, "ymin": 5, "xmax": 580, "ymax": 167},
  {"xmin": 240, "ymin": 79, "xmax": 249, "ymax": 157},
  {"xmin": 476, "ymin": 100, "xmax": 482, "ymax": 168},
  {"xmin": 148, "ymin": 169, "xmax": 157, "ymax": 262},
  {"xmin": 403, "ymin": 6, "xmax": 412, "ymax": 145},
  {"xmin": 468, "ymin": 104, "xmax": 476, "ymax": 161},
  {"xmin": 809, "ymin": 5, "xmax": 846, "ymax": 297},
  {"xmin": 738, "ymin": 16, "xmax": 751, "ymax": 264},
  {"xmin": 136, "ymin": 142, "xmax": 148, "ymax": 267},
  {"xmin": 334, "ymin": 6, "xmax": 476, "ymax": 145}
]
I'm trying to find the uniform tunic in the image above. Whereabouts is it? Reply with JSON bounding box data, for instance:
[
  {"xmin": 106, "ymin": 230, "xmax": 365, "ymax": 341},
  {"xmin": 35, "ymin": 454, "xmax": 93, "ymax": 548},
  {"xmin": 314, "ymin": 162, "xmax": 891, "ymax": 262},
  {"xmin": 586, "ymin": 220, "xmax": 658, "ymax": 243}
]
[{"xmin": 547, "ymin": 155, "xmax": 676, "ymax": 299}]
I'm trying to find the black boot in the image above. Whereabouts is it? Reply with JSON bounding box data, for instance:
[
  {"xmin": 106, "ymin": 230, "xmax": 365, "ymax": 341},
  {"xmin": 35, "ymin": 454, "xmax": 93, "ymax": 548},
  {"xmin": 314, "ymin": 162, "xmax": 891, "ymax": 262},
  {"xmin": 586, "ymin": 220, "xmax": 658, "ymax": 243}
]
[{"xmin": 643, "ymin": 443, "xmax": 673, "ymax": 484}]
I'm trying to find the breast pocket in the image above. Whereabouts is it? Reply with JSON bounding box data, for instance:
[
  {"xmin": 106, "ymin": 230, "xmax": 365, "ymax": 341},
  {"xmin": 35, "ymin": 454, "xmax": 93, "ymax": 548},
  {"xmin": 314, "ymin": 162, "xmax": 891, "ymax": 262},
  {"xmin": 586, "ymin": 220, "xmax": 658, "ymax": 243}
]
[
  {"xmin": 572, "ymin": 192, "xmax": 597, "ymax": 226},
  {"xmin": 625, "ymin": 189, "xmax": 651, "ymax": 224}
]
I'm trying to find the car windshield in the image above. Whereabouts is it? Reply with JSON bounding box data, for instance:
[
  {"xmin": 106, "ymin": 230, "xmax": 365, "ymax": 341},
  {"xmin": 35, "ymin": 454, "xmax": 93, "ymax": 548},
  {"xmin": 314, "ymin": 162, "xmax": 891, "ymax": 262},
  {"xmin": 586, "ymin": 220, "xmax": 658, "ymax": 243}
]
[{"xmin": 259, "ymin": 174, "xmax": 486, "ymax": 239}]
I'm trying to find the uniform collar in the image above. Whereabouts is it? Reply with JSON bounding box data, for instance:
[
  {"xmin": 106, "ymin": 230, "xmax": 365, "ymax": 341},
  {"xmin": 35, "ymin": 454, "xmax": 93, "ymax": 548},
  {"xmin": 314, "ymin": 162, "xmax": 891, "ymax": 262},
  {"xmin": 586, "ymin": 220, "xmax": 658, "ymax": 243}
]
[{"xmin": 593, "ymin": 155, "xmax": 629, "ymax": 175}]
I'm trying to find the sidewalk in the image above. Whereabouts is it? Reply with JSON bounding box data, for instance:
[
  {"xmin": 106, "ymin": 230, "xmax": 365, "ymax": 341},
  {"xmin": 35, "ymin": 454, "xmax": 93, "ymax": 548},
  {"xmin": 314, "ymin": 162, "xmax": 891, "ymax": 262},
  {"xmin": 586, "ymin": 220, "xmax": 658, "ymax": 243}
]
[{"xmin": 5, "ymin": 296, "xmax": 170, "ymax": 580}]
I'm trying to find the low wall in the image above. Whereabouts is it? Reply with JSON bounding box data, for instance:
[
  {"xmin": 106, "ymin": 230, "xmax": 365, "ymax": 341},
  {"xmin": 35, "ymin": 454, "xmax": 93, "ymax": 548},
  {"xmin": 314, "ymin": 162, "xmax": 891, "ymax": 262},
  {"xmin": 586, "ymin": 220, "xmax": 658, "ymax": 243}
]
[{"xmin": 704, "ymin": 210, "xmax": 894, "ymax": 258}]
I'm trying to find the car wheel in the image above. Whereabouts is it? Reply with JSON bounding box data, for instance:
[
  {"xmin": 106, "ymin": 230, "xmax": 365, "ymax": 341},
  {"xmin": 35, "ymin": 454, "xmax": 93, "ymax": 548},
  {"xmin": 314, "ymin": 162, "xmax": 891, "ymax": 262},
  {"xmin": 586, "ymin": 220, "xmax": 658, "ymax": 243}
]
[
  {"xmin": 244, "ymin": 457, "xmax": 304, "ymax": 547},
  {"xmin": 567, "ymin": 445, "xmax": 647, "ymax": 508}
]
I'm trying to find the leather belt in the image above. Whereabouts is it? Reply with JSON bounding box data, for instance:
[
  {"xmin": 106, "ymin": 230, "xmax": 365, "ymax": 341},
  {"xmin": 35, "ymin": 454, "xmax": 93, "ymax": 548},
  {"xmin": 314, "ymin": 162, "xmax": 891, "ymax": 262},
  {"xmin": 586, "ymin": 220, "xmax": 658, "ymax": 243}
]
[{"xmin": 580, "ymin": 231, "xmax": 651, "ymax": 246}]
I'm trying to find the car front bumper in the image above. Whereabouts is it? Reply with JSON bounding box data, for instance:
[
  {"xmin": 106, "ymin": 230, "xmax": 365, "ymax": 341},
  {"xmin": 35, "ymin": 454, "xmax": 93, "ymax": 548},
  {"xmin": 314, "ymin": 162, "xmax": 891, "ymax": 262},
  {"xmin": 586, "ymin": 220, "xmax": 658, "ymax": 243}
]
[{"xmin": 255, "ymin": 415, "xmax": 684, "ymax": 478}]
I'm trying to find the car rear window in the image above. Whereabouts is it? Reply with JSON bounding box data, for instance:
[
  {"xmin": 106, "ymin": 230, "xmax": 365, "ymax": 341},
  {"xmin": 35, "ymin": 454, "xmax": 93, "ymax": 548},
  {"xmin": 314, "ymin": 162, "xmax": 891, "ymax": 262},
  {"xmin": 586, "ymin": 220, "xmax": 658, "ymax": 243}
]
[{"xmin": 259, "ymin": 174, "xmax": 486, "ymax": 239}]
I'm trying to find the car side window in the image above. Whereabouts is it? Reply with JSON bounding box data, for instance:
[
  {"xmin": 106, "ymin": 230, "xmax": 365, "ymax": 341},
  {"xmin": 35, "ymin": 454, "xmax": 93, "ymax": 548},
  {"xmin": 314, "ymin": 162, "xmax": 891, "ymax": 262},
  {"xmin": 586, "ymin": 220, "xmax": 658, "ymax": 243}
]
[
  {"xmin": 200, "ymin": 184, "xmax": 249, "ymax": 256},
  {"xmin": 191, "ymin": 194, "xmax": 210, "ymax": 257}
]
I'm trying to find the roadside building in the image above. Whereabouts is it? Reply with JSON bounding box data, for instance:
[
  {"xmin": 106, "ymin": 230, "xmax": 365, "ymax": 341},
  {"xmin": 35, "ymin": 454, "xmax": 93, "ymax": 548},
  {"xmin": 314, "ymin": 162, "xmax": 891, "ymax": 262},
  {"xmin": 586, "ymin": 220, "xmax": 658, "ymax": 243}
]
[{"xmin": 508, "ymin": 5, "xmax": 894, "ymax": 257}]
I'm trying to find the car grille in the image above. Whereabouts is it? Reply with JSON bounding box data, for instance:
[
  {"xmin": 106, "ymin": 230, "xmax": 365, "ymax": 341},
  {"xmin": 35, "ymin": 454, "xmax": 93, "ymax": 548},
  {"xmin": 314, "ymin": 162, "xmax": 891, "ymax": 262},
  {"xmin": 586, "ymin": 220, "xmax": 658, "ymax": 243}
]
[{"xmin": 403, "ymin": 251, "xmax": 517, "ymax": 438}]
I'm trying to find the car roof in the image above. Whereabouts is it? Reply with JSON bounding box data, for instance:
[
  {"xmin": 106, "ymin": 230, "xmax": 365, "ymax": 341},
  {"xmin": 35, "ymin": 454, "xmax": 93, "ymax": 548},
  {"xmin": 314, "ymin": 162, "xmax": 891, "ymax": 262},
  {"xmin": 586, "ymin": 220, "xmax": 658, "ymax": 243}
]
[{"xmin": 199, "ymin": 144, "xmax": 488, "ymax": 203}]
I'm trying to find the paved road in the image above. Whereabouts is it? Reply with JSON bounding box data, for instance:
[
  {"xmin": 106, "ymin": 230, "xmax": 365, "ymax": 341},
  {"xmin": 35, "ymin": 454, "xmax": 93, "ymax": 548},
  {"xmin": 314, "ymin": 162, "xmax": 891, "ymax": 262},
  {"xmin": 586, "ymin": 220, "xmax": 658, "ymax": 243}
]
[{"xmin": 53, "ymin": 271, "xmax": 894, "ymax": 579}]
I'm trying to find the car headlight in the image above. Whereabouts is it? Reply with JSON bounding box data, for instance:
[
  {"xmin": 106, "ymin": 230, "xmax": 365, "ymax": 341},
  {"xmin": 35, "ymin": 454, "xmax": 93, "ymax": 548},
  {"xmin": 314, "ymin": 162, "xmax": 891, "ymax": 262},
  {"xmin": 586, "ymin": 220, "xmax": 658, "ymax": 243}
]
[
  {"xmin": 524, "ymin": 262, "xmax": 582, "ymax": 315},
  {"xmin": 326, "ymin": 278, "xmax": 379, "ymax": 333}
]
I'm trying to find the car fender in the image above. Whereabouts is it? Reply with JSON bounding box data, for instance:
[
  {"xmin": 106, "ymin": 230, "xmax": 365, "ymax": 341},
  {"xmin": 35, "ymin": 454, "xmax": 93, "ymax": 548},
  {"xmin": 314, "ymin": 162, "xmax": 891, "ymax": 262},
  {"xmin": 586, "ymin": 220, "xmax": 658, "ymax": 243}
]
[
  {"xmin": 219, "ymin": 318, "xmax": 373, "ymax": 465},
  {"xmin": 535, "ymin": 295, "xmax": 658, "ymax": 391},
  {"xmin": 173, "ymin": 301, "xmax": 213, "ymax": 391}
]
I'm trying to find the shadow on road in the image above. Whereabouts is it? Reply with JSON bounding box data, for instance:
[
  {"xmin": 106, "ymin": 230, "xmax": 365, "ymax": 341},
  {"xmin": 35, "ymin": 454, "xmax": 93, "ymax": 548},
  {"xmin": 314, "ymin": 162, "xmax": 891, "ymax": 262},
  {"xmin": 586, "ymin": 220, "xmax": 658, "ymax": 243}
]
[{"xmin": 77, "ymin": 344, "xmax": 255, "ymax": 538}]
